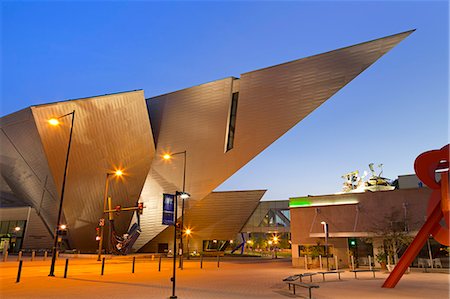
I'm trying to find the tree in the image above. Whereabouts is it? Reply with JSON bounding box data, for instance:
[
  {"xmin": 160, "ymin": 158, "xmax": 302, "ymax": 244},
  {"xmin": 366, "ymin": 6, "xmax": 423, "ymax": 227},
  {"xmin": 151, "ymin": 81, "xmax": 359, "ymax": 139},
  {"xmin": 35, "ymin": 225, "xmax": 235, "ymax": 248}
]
[{"xmin": 371, "ymin": 209, "xmax": 415, "ymax": 263}]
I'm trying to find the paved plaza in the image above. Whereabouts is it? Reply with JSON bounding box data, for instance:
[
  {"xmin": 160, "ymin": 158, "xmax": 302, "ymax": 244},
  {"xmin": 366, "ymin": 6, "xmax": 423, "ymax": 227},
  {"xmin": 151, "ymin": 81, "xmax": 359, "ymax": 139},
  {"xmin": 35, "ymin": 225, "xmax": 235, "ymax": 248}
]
[{"xmin": 0, "ymin": 255, "xmax": 449, "ymax": 298}]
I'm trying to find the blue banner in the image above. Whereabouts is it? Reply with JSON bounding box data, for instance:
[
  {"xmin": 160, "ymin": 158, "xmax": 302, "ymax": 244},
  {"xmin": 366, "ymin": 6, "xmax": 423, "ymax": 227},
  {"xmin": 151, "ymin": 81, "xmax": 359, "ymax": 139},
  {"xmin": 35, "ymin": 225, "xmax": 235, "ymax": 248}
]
[{"xmin": 162, "ymin": 193, "xmax": 175, "ymax": 225}]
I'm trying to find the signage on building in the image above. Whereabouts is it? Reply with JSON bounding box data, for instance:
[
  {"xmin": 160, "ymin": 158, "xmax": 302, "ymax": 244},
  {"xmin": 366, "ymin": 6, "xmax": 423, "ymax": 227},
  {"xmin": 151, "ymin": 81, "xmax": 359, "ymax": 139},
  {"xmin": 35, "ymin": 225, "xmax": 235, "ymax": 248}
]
[{"xmin": 162, "ymin": 193, "xmax": 175, "ymax": 225}]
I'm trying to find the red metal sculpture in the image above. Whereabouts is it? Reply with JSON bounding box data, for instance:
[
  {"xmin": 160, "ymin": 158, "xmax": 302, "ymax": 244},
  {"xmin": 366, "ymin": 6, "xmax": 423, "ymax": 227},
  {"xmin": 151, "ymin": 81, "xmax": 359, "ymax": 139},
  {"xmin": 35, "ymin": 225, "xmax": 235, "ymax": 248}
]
[{"xmin": 383, "ymin": 144, "xmax": 449, "ymax": 288}]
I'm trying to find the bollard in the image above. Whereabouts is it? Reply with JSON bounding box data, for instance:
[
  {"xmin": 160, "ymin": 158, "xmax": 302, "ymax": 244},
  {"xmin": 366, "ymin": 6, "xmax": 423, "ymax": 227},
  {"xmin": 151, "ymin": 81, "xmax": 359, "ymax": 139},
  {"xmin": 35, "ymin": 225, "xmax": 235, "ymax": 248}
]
[
  {"xmin": 56, "ymin": 251, "xmax": 59, "ymax": 260},
  {"xmin": 64, "ymin": 258, "xmax": 69, "ymax": 278},
  {"xmin": 351, "ymin": 255, "xmax": 355, "ymax": 270},
  {"xmin": 368, "ymin": 255, "xmax": 372, "ymax": 271},
  {"xmin": 304, "ymin": 255, "xmax": 308, "ymax": 270},
  {"xmin": 335, "ymin": 255, "xmax": 339, "ymax": 271},
  {"xmin": 158, "ymin": 255, "xmax": 162, "ymax": 272},
  {"xmin": 16, "ymin": 260, "xmax": 23, "ymax": 283},
  {"xmin": 319, "ymin": 255, "xmax": 323, "ymax": 270},
  {"xmin": 132, "ymin": 256, "xmax": 136, "ymax": 273},
  {"xmin": 31, "ymin": 250, "xmax": 35, "ymax": 261},
  {"xmin": 17, "ymin": 251, "xmax": 22, "ymax": 262},
  {"xmin": 217, "ymin": 255, "xmax": 220, "ymax": 268},
  {"xmin": 3, "ymin": 251, "xmax": 8, "ymax": 262},
  {"xmin": 101, "ymin": 257, "xmax": 105, "ymax": 275},
  {"xmin": 200, "ymin": 254, "xmax": 203, "ymax": 269},
  {"xmin": 151, "ymin": 254, "xmax": 154, "ymax": 261},
  {"xmin": 44, "ymin": 251, "xmax": 48, "ymax": 261}
]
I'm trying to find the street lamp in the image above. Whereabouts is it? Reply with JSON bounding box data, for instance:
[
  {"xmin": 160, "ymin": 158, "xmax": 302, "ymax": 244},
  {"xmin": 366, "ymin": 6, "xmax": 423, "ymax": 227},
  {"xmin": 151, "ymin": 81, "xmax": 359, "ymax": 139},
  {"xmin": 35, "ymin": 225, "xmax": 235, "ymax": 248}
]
[
  {"xmin": 48, "ymin": 110, "xmax": 75, "ymax": 277},
  {"xmin": 97, "ymin": 169, "xmax": 124, "ymax": 261},
  {"xmin": 170, "ymin": 191, "xmax": 190, "ymax": 299},
  {"xmin": 273, "ymin": 236, "xmax": 279, "ymax": 259},
  {"xmin": 321, "ymin": 221, "xmax": 329, "ymax": 270},
  {"xmin": 163, "ymin": 151, "xmax": 187, "ymax": 266},
  {"xmin": 185, "ymin": 228, "xmax": 191, "ymax": 260}
]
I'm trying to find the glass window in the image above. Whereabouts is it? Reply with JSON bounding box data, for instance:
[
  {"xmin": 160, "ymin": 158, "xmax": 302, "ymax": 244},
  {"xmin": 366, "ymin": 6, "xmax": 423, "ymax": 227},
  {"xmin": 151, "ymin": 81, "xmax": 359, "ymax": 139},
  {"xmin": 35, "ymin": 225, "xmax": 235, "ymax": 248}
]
[{"xmin": 226, "ymin": 92, "xmax": 239, "ymax": 151}]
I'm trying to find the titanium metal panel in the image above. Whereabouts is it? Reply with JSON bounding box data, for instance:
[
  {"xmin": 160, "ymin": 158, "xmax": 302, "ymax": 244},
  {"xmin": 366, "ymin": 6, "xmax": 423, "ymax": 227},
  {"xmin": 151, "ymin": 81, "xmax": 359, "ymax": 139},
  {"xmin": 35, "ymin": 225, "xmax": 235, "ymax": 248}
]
[
  {"xmin": 136, "ymin": 78, "xmax": 235, "ymax": 249},
  {"xmin": 31, "ymin": 90, "xmax": 154, "ymax": 251},
  {"xmin": 137, "ymin": 30, "xmax": 412, "ymax": 250},
  {"xmin": 138, "ymin": 190, "xmax": 265, "ymax": 253},
  {"xmin": 233, "ymin": 30, "xmax": 414, "ymax": 168},
  {"xmin": 0, "ymin": 108, "xmax": 59, "ymax": 237}
]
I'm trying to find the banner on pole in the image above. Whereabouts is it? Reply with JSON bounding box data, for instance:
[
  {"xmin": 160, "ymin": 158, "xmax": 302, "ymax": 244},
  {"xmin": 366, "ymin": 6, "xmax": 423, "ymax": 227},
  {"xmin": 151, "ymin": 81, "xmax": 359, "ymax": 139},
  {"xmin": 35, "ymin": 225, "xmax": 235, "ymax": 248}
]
[{"xmin": 162, "ymin": 193, "xmax": 175, "ymax": 225}]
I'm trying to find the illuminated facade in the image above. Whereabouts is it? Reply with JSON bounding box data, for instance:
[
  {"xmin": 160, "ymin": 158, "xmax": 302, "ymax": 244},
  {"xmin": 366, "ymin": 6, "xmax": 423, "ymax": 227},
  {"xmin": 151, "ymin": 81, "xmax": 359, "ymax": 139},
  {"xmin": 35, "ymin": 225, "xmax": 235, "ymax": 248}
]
[{"xmin": 0, "ymin": 30, "xmax": 413, "ymax": 252}]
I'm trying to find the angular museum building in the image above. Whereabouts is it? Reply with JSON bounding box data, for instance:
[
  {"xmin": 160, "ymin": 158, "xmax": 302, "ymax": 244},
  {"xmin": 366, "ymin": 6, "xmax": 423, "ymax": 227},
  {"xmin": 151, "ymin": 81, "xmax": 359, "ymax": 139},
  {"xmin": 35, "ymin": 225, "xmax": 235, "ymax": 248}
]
[{"xmin": 0, "ymin": 30, "xmax": 413, "ymax": 253}]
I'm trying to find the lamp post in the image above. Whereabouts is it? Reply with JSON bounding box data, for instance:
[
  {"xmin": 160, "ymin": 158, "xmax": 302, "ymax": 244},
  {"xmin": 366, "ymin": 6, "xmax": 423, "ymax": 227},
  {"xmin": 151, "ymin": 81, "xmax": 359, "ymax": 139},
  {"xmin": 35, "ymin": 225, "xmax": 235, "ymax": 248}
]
[
  {"xmin": 185, "ymin": 228, "xmax": 191, "ymax": 260},
  {"xmin": 97, "ymin": 169, "xmax": 123, "ymax": 261},
  {"xmin": 48, "ymin": 110, "xmax": 75, "ymax": 277},
  {"xmin": 163, "ymin": 151, "xmax": 187, "ymax": 267},
  {"xmin": 171, "ymin": 191, "xmax": 190, "ymax": 299},
  {"xmin": 321, "ymin": 221, "xmax": 329, "ymax": 270},
  {"xmin": 273, "ymin": 236, "xmax": 279, "ymax": 259}
]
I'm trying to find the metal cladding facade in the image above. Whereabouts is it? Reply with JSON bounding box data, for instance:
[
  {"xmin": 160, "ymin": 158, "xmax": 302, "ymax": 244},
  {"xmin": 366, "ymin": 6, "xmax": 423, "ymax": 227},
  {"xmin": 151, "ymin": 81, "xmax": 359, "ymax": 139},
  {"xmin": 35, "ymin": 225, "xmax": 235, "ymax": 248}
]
[
  {"xmin": 138, "ymin": 190, "xmax": 266, "ymax": 253},
  {"xmin": 0, "ymin": 30, "xmax": 413, "ymax": 252},
  {"xmin": 1, "ymin": 91, "xmax": 154, "ymax": 250}
]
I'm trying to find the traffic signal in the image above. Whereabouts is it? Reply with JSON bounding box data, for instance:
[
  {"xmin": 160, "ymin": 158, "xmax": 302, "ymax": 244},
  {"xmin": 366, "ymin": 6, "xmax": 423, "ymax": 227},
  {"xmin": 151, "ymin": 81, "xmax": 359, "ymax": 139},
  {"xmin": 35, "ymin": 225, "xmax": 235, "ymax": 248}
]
[{"xmin": 138, "ymin": 202, "xmax": 144, "ymax": 215}]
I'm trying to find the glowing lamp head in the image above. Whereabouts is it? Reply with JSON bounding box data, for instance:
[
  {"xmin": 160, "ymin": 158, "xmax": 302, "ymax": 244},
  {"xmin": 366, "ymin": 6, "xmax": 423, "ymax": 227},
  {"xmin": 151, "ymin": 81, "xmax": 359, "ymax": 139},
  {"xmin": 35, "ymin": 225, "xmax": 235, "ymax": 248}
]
[
  {"xmin": 321, "ymin": 221, "xmax": 327, "ymax": 225},
  {"xmin": 96, "ymin": 236, "xmax": 101, "ymax": 241},
  {"xmin": 268, "ymin": 240, "xmax": 273, "ymax": 245},
  {"xmin": 60, "ymin": 224, "xmax": 67, "ymax": 230},
  {"xmin": 163, "ymin": 154, "xmax": 171, "ymax": 160},
  {"xmin": 48, "ymin": 118, "xmax": 60, "ymax": 126},
  {"xmin": 273, "ymin": 236, "xmax": 279, "ymax": 242},
  {"xmin": 180, "ymin": 192, "xmax": 190, "ymax": 199},
  {"xmin": 14, "ymin": 226, "xmax": 21, "ymax": 232},
  {"xmin": 185, "ymin": 229, "xmax": 191, "ymax": 236},
  {"xmin": 115, "ymin": 169, "xmax": 123, "ymax": 177}
]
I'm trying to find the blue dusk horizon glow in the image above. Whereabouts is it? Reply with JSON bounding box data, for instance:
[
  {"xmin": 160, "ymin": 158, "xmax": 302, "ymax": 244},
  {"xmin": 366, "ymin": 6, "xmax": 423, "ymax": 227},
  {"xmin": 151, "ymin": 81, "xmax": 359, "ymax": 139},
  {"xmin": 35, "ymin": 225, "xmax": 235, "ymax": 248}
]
[{"xmin": 1, "ymin": 1, "xmax": 448, "ymax": 199}]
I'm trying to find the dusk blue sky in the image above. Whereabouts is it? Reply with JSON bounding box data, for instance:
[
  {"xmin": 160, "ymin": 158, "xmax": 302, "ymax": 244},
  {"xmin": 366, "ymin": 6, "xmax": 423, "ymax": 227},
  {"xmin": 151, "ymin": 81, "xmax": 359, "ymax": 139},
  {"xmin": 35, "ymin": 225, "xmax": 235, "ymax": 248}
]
[{"xmin": 1, "ymin": 1, "xmax": 448, "ymax": 199}]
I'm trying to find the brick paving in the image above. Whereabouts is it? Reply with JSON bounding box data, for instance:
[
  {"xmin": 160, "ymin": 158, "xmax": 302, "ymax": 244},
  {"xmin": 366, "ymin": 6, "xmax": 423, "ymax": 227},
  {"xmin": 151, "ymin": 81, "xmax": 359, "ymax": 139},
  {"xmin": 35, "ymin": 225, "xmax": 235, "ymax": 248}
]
[{"xmin": 0, "ymin": 255, "xmax": 449, "ymax": 298}]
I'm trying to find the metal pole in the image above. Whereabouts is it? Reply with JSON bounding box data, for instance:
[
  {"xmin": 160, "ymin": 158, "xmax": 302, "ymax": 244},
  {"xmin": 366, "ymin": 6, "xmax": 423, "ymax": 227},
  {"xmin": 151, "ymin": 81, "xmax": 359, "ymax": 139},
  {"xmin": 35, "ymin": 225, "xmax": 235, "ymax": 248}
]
[
  {"xmin": 170, "ymin": 193, "xmax": 178, "ymax": 299},
  {"xmin": 324, "ymin": 223, "xmax": 329, "ymax": 270},
  {"xmin": 335, "ymin": 255, "xmax": 339, "ymax": 271},
  {"xmin": 132, "ymin": 256, "xmax": 136, "ymax": 273},
  {"xmin": 98, "ymin": 173, "xmax": 110, "ymax": 261},
  {"xmin": 369, "ymin": 255, "xmax": 372, "ymax": 270},
  {"xmin": 319, "ymin": 255, "xmax": 323, "ymax": 270},
  {"xmin": 17, "ymin": 251, "xmax": 22, "ymax": 261},
  {"xmin": 49, "ymin": 110, "xmax": 75, "ymax": 277},
  {"xmin": 101, "ymin": 257, "xmax": 105, "ymax": 275},
  {"xmin": 217, "ymin": 254, "xmax": 220, "ymax": 268},
  {"xmin": 31, "ymin": 250, "xmax": 35, "ymax": 261},
  {"xmin": 3, "ymin": 251, "xmax": 8, "ymax": 262},
  {"xmin": 158, "ymin": 255, "xmax": 162, "ymax": 272},
  {"xmin": 179, "ymin": 151, "xmax": 186, "ymax": 267},
  {"xmin": 16, "ymin": 260, "xmax": 23, "ymax": 283},
  {"xmin": 351, "ymin": 255, "xmax": 355, "ymax": 270},
  {"xmin": 427, "ymin": 237, "xmax": 434, "ymax": 269},
  {"xmin": 187, "ymin": 234, "xmax": 190, "ymax": 260},
  {"xmin": 44, "ymin": 251, "xmax": 47, "ymax": 261},
  {"xmin": 64, "ymin": 258, "xmax": 69, "ymax": 278},
  {"xmin": 200, "ymin": 253, "xmax": 203, "ymax": 269}
]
